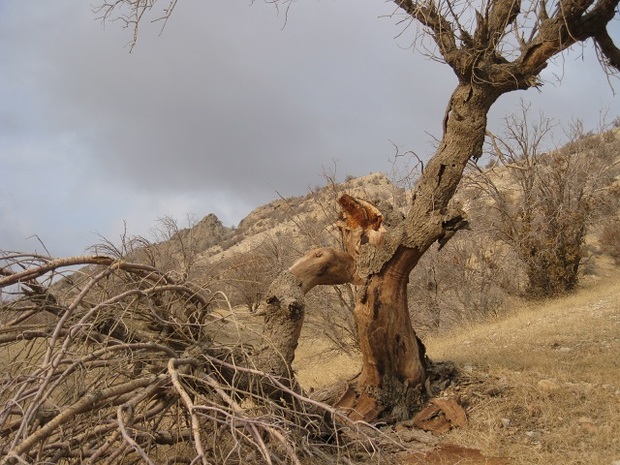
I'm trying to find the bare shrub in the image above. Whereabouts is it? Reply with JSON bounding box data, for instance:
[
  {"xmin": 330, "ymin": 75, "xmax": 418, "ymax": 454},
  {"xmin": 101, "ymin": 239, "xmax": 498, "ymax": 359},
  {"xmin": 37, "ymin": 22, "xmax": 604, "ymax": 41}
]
[
  {"xmin": 408, "ymin": 231, "xmax": 523, "ymax": 333},
  {"xmin": 599, "ymin": 217, "xmax": 620, "ymax": 265},
  {"xmin": 305, "ymin": 283, "xmax": 358, "ymax": 354},
  {"xmin": 476, "ymin": 106, "xmax": 620, "ymax": 297}
]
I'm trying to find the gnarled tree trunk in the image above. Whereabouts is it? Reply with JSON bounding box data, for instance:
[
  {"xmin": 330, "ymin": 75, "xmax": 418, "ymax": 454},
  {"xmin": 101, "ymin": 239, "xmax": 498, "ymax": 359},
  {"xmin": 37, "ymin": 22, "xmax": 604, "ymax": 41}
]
[
  {"xmin": 257, "ymin": 83, "xmax": 495, "ymax": 421},
  {"xmin": 332, "ymin": 84, "xmax": 495, "ymax": 421}
]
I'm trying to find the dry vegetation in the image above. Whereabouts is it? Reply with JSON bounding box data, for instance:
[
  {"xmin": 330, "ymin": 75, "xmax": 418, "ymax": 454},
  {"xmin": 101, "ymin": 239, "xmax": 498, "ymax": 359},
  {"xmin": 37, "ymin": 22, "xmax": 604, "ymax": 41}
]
[
  {"xmin": 2, "ymin": 125, "xmax": 619, "ymax": 464},
  {"xmin": 3, "ymin": 252, "xmax": 618, "ymax": 464},
  {"xmin": 0, "ymin": 254, "xmax": 392, "ymax": 465},
  {"xmin": 78, "ymin": 0, "xmax": 620, "ymax": 459},
  {"xmin": 422, "ymin": 258, "xmax": 620, "ymax": 464}
]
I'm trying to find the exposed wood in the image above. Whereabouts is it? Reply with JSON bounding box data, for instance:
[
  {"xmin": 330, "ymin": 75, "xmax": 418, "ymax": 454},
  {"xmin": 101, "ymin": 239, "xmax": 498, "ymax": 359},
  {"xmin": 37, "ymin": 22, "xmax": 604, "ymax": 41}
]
[
  {"xmin": 289, "ymin": 247, "xmax": 360, "ymax": 293},
  {"xmin": 337, "ymin": 248, "xmax": 428, "ymax": 422},
  {"xmin": 337, "ymin": 194, "xmax": 386, "ymax": 259}
]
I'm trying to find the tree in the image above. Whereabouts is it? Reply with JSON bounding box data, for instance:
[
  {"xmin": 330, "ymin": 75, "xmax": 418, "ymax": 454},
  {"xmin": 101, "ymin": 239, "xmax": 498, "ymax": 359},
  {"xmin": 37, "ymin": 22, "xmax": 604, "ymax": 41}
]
[
  {"xmin": 476, "ymin": 106, "xmax": 620, "ymax": 296},
  {"xmin": 75, "ymin": 0, "xmax": 620, "ymax": 422}
]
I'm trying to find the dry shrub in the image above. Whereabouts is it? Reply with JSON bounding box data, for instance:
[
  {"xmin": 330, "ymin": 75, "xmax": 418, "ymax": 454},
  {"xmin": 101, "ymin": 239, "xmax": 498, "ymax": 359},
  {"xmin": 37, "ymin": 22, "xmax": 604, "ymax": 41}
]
[
  {"xmin": 599, "ymin": 217, "xmax": 620, "ymax": 265},
  {"xmin": 304, "ymin": 283, "xmax": 358, "ymax": 354},
  {"xmin": 408, "ymin": 231, "xmax": 525, "ymax": 334},
  {"xmin": 478, "ymin": 111, "xmax": 620, "ymax": 298}
]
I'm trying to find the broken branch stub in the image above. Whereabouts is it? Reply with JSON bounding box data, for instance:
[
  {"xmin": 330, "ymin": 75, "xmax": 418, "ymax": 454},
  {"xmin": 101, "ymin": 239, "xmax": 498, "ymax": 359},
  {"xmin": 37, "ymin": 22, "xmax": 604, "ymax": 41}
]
[
  {"xmin": 289, "ymin": 247, "xmax": 359, "ymax": 293},
  {"xmin": 256, "ymin": 247, "xmax": 358, "ymax": 384},
  {"xmin": 337, "ymin": 194, "xmax": 386, "ymax": 258},
  {"xmin": 336, "ymin": 193, "xmax": 389, "ymax": 284}
]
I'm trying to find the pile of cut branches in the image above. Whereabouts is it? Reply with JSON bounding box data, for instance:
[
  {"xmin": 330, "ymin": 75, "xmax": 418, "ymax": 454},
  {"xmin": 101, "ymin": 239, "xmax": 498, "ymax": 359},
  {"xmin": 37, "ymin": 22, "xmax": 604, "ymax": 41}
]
[{"xmin": 0, "ymin": 252, "xmax": 387, "ymax": 465}]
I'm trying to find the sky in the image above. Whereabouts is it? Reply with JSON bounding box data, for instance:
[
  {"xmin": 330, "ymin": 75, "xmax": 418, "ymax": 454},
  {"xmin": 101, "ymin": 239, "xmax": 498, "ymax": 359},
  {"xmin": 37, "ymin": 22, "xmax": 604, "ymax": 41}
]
[{"xmin": 1, "ymin": 0, "xmax": 618, "ymax": 258}]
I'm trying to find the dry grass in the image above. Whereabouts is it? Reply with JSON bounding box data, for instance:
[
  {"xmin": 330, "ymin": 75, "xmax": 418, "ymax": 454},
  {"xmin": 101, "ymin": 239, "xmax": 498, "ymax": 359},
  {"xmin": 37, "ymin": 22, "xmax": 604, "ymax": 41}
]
[
  {"xmin": 294, "ymin": 337, "xmax": 360, "ymax": 391},
  {"xmin": 289, "ymin": 258, "xmax": 620, "ymax": 464},
  {"xmin": 425, "ymin": 260, "xmax": 620, "ymax": 464}
]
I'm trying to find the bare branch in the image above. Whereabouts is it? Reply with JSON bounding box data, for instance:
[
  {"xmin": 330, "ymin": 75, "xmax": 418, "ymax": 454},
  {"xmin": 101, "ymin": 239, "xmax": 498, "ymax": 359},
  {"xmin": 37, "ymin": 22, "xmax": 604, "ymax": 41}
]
[
  {"xmin": 595, "ymin": 27, "xmax": 620, "ymax": 71},
  {"xmin": 4, "ymin": 376, "xmax": 165, "ymax": 461}
]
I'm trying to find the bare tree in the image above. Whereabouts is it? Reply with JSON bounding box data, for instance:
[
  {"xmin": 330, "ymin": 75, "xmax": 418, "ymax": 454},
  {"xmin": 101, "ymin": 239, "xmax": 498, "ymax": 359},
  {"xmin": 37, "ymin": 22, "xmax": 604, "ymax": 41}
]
[
  {"xmin": 89, "ymin": 0, "xmax": 620, "ymax": 423},
  {"xmin": 476, "ymin": 106, "xmax": 620, "ymax": 296}
]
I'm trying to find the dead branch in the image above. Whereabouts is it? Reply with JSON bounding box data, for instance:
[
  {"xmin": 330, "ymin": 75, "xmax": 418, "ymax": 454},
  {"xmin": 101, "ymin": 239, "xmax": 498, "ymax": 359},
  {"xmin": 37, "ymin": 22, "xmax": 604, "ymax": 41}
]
[{"xmin": 0, "ymin": 249, "xmax": 386, "ymax": 464}]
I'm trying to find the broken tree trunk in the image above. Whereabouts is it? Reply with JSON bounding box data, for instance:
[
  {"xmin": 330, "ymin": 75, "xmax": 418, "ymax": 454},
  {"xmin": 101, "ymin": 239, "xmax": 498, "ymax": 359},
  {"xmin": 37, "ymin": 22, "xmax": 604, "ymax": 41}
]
[
  {"xmin": 333, "ymin": 84, "xmax": 491, "ymax": 422},
  {"xmin": 256, "ymin": 83, "xmax": 492, "ymax": 422},
  {"xmin": 254, "ymin": 248, "xmax": 357, "ymax": 385},
  {"xmin": 332, "ymin": 195, "xmax": 430, "ymax": 421},
  {"xmin": 255, "ymin": 192, "xmax": 468, "ymax": 419}
]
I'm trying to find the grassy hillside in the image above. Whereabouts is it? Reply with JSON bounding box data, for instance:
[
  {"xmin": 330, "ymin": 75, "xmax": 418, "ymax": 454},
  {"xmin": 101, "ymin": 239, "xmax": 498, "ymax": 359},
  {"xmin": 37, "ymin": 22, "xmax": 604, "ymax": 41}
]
[
  {"xmin": 294, "ymin": 258, "xmax": 620, "ymax": 464},
  {"xmin": 426, "ymin": 259, "xmax": 620, "ymax": 464}
]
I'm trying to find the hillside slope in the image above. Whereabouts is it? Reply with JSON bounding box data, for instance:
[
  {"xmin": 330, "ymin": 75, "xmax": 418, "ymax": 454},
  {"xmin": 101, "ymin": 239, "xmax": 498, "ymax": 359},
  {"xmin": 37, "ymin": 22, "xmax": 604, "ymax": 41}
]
[
  {"xmin": 416, "ymin": 261, "xmax": 620, "ymax": 464},
  {"xmin": 293, "ymin": 259, "xmax": 620, "ymax": 464}
]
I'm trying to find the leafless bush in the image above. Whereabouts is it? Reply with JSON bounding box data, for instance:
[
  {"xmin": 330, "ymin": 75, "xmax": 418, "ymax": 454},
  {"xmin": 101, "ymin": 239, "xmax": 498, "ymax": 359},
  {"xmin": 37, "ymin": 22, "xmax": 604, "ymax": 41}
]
[
  {"xmin": 0, "ymin": 249, "xmax": 388, "ymax": 465},
  {"xmin": 599, "ymin": 217, "xmax": 620, "ymax": 265},
  {"xmin": 305, "ymin": 284, "xmax": 358, "ymax": 354},
  {"xmin": 408, "ymin": 111, "xmax": 620, "ymax": 328},
  {"xmin": 475, "ymin": 105, "xmax": 620, "ymax": 297},
  {"xmin": 210, "ymin": 233, "xmax": 298, "ymax": 312},
  {"xmin": 408, "ymin": 231, "xmax": 523, "ymax": 333}
]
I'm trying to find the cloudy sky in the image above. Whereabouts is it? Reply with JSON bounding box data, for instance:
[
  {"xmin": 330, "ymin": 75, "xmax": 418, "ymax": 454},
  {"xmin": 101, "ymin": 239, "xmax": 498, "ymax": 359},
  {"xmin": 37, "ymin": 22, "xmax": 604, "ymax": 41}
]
[{"xmin": 1, "ymin": 1, "xmax": 618, "ymax": 257}]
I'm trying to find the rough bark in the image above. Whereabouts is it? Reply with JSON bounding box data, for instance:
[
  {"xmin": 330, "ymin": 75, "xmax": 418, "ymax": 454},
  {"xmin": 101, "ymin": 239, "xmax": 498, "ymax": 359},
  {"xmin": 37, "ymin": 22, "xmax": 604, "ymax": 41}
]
[
  {"xmin": 254, "ymin": 248, "xmax": 358, "ymax": 384},
  {"xmin": 328, "ymin": 84, "xmax": 492, "ymax": 421}
]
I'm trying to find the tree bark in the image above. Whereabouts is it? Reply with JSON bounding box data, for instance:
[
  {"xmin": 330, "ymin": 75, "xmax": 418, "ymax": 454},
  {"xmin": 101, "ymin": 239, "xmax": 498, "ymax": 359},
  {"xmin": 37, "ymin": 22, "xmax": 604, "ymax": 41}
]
[
  {"xmin": 336, "ymin": 249, "xmax": 429, "ymax": 421},
  {"xmin": 254, "ymin": 248, "xmax": 357, "ymax": 384},
  {"xmin": 330, "ymin": 83, "xmax": 496, "ymax": 421}
]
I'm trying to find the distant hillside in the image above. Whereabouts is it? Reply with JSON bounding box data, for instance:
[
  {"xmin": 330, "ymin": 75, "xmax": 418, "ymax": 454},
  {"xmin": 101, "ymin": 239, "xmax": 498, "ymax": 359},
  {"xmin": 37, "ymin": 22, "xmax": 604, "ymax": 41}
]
[
  {"xmin": 116, "ymin": 126, "xmax": 620, "ymax": 334},
  {"xmin": 158, "ymin": 171, "xmax": 405, "ymax": 272}
]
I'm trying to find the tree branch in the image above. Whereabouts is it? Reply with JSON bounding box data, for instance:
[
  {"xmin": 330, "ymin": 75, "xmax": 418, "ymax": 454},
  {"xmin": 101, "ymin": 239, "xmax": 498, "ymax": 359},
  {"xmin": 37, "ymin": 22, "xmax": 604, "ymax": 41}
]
[
  {"xmin": 519, "ymin": 0, "xmax": 619, "ymax": 75},
  {"xmin": 393, "ymin": 0, "xmax": 463, "ymax": 65},
  {"xmin": 0, "ymin": 256, "xmax": 113, "ymax": 287},
  {"xmin": 3, "ymin": 376, "xmax": 166, "ymax": 462},
  {"xmin": 486, "ymin": 0, "xmax": 521, "ymax": 46},
  {"xmin": 289, "ymin": 247, "xmax": 359, "ymax": 293},
  {"xmin": 595, "ymin": 27, "xmax": 620, "ymax": 71}
]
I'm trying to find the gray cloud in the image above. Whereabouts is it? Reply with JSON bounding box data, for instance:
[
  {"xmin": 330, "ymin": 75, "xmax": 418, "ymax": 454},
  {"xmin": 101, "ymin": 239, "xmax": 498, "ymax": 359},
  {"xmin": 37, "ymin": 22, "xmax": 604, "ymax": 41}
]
[{"xmin": 1, "ymin": 0, "xmax": 617, "ymax": 256}]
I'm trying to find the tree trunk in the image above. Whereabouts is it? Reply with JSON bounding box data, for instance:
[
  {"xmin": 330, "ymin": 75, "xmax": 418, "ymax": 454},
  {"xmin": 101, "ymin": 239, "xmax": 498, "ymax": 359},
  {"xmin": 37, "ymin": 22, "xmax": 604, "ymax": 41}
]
[
  {"xmin": 333, "ymin": 83, "xmax": 499, "ymax": 421},
  {"xmin": 337, "ymin": 248, "xmax": 428, "ymax": 421}
]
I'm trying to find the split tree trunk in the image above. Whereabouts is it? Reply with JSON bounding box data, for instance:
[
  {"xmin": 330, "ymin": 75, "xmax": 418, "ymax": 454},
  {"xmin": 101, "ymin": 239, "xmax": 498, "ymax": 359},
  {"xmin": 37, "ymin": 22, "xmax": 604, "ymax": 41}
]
[{"xmin": 257, "ymin": 82, "xmax": 498, "ymax": 422}]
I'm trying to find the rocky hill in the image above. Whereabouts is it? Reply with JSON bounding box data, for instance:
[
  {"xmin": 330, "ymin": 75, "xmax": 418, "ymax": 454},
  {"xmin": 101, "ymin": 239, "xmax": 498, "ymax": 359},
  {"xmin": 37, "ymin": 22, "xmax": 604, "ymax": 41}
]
[
  {"xmin": 166, "ymin": 171, "xmax": 406, "ymax": 271},
  {"xmin": 118, "ymin": 126, "xmax": 620, "ymax": 336}
]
